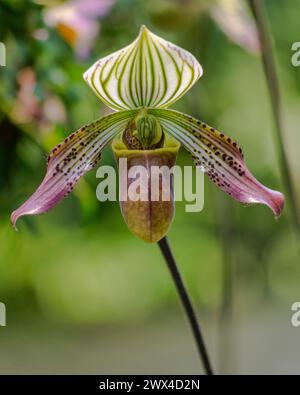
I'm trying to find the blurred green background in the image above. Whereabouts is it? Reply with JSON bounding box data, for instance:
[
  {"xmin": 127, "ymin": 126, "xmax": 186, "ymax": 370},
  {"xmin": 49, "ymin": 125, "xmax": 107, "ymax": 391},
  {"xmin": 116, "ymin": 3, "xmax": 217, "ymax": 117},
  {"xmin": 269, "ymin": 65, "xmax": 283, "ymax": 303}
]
[{"xmin": 0, "ymin": 0, "xmax": 300, "ymax": 374}]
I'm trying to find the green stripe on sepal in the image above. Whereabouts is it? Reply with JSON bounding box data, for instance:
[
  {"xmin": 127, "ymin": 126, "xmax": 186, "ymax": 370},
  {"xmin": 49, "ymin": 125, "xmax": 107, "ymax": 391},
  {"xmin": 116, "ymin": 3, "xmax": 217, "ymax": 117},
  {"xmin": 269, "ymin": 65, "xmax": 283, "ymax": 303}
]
[{"xmin": 83, "ymin": 26, "xmax": 203, "ymax": 111}]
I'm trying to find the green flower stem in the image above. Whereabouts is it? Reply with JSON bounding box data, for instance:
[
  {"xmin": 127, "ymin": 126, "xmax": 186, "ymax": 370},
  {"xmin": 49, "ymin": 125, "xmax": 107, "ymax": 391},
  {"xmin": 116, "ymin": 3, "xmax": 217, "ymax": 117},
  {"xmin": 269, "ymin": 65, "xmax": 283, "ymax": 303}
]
[
  {"xmin": 158, "ymin": 237, "xmax": 214, "ymax": 375},
  {"xmin": 249, "ymin": 0, "xmax": 300, "ymax": 233}
]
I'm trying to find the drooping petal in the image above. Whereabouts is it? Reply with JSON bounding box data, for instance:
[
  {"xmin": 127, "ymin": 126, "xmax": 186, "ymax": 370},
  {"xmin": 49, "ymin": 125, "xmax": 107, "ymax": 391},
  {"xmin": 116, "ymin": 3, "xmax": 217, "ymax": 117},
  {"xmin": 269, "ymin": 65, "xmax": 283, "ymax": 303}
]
[
  {"xmin": 149, "ymin": 108, "xmax": 284, "ymax": 217},
  {"xmin": 83, "ymin": 25, "xmax": 202, "ymax": 111},
  {"xmin": 11, "ymin": 110, "xmax": 136, "ymax": 229}
]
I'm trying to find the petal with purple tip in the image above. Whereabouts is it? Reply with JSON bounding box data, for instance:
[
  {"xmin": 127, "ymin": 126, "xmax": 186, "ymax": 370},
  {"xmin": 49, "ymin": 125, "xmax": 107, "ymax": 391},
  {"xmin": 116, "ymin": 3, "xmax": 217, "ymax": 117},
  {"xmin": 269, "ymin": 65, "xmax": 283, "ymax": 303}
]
[
  {"xmin": 149, "ymin": 108, "xmax": 284, "ymax": 217},
  {"xmin": 11, "ymin": 110, "xmax": 136, "ymax": 229}
]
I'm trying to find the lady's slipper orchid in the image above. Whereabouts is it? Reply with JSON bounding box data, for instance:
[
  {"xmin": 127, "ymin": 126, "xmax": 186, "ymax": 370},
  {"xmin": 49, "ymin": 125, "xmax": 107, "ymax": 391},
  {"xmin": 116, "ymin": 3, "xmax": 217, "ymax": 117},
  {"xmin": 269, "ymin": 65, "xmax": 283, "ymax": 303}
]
[{"xmin": 11, "ymin": 26, "xmax": 284, "ymax": 242}]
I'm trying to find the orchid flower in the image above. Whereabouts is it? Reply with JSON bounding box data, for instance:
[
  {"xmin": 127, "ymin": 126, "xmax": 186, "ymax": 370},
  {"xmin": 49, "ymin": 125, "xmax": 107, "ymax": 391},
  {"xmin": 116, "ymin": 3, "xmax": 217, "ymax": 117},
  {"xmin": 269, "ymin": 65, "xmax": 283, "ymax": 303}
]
[
  {"xmin": 11, "ymin": 26, "xmax": 284, "ymax": 242},
  {"xmin": 43, "ymin": 0, "xmax": 115, "ymax": 59},
  {"xmin": 210, "ymin": 0, "xmax": 260, "ymax": 55}
]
